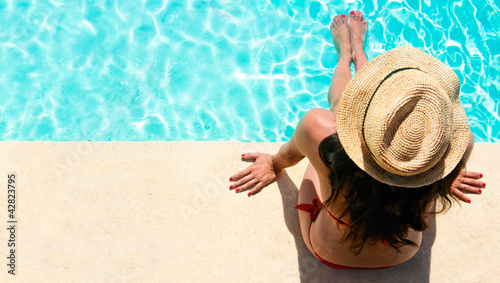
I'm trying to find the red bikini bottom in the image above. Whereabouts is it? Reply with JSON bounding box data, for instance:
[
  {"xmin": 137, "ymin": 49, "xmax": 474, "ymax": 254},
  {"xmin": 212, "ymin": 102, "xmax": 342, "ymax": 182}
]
[{"xmin": 295, "ymin": 199, "xmax": 396, "ymax": 270}]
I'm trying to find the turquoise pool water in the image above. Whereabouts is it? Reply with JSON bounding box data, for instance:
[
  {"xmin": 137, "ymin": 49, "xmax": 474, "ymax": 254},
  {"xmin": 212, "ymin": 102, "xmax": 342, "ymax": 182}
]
[{"xmin": 0, "ymin": 0, "xmax": 498, "ymax": 142}]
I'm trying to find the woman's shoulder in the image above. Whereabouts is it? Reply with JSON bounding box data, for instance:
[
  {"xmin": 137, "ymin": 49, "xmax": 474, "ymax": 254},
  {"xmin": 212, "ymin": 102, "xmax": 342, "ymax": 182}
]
[
  {"xmin": 298, "ymin": 108, "xmax": 337, "ymax": 142},
  {"xmin": 294, "ymin": 108, "xmax": 337, "ymax": 155}
]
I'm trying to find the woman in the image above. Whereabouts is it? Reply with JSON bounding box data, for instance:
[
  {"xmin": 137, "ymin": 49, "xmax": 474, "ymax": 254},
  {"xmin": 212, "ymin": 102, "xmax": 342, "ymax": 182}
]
[{"xmin": 229, "ymin": 11, "xmax": 485, "ymax": 269}]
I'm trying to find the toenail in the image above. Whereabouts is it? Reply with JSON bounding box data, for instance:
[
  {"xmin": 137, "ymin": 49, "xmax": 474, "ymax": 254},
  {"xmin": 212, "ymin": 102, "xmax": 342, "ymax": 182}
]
[
  {"xmin": 350, "ymin": 10, "xmax": 354, "ymax": 15},
  {"xmin": 341, "ymin": 14, "xmax": 346, "ymax": 18}
]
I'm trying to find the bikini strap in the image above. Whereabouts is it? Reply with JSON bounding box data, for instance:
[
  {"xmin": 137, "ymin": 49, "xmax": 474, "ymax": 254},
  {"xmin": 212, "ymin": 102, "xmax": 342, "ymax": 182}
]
[{"xmin": 322, "ymin": 205, "xmax": 349, "ymax": 226}]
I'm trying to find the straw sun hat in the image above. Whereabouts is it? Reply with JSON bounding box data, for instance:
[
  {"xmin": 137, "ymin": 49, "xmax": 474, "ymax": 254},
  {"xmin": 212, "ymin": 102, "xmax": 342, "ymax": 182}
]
[{"xmin": 337, "ymin": 46, "xmax": 470, "ymax": 188}]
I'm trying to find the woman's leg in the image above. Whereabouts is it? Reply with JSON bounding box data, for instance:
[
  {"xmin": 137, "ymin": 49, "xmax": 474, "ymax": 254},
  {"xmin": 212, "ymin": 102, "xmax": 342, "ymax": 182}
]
[
  {"xmin": 328, "ymin": 11, "xmax": 369, "ymax": 116},
  {"xmin": 349, "ymin": 11, "xmax": 368, "ymax": 72},
  {"xmin": 328, "ymin": 14, "xmax": 353, "ymax": 114}
]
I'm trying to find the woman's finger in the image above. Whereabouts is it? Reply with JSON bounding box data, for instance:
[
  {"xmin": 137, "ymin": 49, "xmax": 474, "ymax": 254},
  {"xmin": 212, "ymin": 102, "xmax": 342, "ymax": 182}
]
[
  {"xmin": 248, "ymin": 182, "xmax": 265, "ymax": 197},
  {"xmin": 230, "ymin": 174, "xmax": 254, "ymax": 190},
  {"xmin": 461, "ymin": 171, "xmax": 483, "ymax": 179},
  {"xmin": 241, "ymin": 153, "xmax": 260, "ymax": 160},
  {"xmin": 234, "ymin": 178, "xmax": 258, "ymax": 193},
  {"xmin": 451, "ymin": 187, "xmax": 471, "ymax": 203},
  {"xmin": 462, "ymin": 178, "xmax": 486, "ymax": 190},
  {"xmin": 455, "ymin": 183, "xmax": 481, "ymax": 194},
  {"xmin": 229, "ymin": 167, "xmax": 251, "ymax": 182}
]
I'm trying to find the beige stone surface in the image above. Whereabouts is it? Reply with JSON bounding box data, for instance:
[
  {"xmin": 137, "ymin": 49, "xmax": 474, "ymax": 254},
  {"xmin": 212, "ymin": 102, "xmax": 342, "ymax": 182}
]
[{"xmin": 0, "ymin": 141, "xmax": 498, "ymax": 282}]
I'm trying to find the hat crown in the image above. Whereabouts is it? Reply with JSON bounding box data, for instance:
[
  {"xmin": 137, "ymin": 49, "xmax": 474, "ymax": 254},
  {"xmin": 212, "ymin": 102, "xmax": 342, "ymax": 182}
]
[{"xmin": 363, "ymin": 69, "xmax": 453, "ymax": 176}]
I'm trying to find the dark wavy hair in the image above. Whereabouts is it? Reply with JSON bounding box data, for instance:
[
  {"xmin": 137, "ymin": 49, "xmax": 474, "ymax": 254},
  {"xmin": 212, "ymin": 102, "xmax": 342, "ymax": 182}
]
[{"xmin": 318, "ymin": 134, "xmax": 465, "ymax": 255}]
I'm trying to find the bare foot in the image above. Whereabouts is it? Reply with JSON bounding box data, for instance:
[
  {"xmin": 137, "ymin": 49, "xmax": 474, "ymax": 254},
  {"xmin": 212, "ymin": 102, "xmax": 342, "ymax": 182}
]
[
  {"xmin": 348, "ymin": 10, "xmax": 368, "ymax": 69},
  {"xmin": 330, "ymin": 14, "xmax": 352, "ymax": 61}
]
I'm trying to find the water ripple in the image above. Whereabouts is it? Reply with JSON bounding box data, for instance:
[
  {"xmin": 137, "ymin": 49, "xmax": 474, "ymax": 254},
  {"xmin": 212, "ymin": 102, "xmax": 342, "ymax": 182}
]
[{"xmin": 0, "ymin": 0, "xmax": 497, "ymax": 141}]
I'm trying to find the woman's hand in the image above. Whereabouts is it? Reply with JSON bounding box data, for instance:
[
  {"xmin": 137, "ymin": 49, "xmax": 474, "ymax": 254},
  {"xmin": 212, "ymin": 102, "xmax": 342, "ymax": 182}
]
[
  {"xmin": 451, "ymin": 171, "xmax": 485, "ymax": 203},
  {"xmin": 229, "ymin": 153, "xmax": 281, "ymax": 196}
]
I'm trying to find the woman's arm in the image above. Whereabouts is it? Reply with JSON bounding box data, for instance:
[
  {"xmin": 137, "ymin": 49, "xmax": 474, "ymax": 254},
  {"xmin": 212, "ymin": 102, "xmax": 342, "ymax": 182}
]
[
  {"xmin": 228, "ymin": 128, "xmax": 306, "ymax": 196},
  {"xmin": 272, "ymin": 133, "xmax": 306, "ymax": 172},
  {"xmin": 229, "ymin": 108, "xmax": 335, "ymax": 196}
]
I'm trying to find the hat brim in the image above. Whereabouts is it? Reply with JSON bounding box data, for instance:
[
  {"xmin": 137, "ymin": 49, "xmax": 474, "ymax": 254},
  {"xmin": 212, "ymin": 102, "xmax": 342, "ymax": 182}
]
[{"xmin": 337, "ymin": 46, "xmax": 470, "ymax": 188}]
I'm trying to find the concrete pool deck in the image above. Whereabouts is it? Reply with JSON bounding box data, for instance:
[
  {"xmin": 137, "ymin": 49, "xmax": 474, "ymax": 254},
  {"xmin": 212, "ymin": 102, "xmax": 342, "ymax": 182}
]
[{"xmin": 0, "ymin": 141, "xmax": 498, "ymax": 282}]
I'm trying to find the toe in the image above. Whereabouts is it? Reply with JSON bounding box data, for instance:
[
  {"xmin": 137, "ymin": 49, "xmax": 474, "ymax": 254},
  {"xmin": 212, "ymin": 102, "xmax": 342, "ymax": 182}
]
[
  {"xmin": 335, "ymin": 15, "xmax": 342, "ymax": 25},
  {"xmin": 349, "ymin": 10, "xmax": 355, "ymax": 20},
  {"xmin": 341, "ymin": 14, "xmax": 347, "ymax": 24}
]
